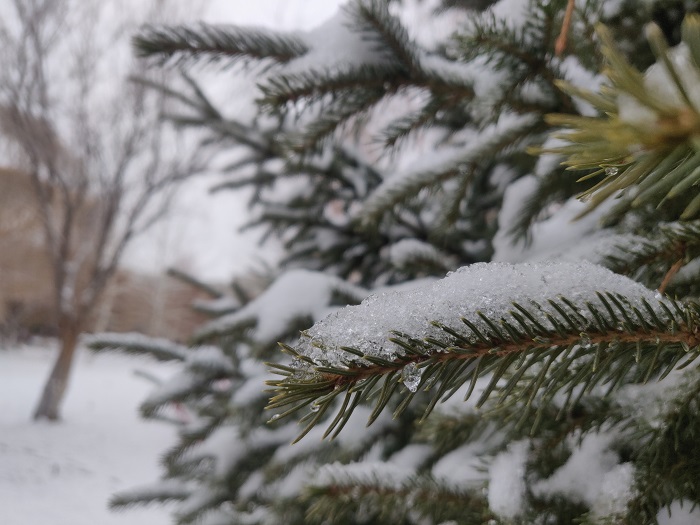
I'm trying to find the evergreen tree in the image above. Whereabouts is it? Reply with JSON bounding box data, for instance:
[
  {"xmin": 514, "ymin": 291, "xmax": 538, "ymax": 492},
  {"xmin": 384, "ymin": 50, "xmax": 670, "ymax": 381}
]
[{"xmin": 92, "ymin": 1, "xmax": 700, "ymax": 523}]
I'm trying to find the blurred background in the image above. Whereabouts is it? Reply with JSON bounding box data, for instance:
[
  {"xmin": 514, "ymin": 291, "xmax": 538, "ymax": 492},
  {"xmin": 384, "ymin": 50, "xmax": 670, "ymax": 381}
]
[
  {"xmin": 0, "ymin": 0, "xmax": 343, "ymax": 345},
  {"xmin": 0, "ymin": 2, "xmax": 342, "ymax": 524}
]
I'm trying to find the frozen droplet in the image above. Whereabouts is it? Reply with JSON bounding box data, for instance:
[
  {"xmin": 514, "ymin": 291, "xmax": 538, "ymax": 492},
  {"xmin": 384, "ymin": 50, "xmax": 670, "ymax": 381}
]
[
  {"xmin": 310, "ymin": 403, "xmax": 320, "ymax": 412},
  {"xmin": 579, "ymin": 332, "xmax": 592, "ymax": 349},
  {"xmin": 269, "ymin": 414, "xmax": 281, "ymax": 422},
  {"xmin": 605, "ymin": 166, "xmax": 619, "ymax": 177},
  {"xmin": 401, "ymin": 362, "xmax": 422, "ymax": 393}
]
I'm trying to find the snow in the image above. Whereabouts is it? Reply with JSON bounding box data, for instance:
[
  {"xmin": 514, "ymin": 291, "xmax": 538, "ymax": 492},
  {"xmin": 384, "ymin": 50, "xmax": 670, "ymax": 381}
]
[
  {"xmin": 191, "ymin": 345, "xmax": 234, "ymax": 368},
  {"xmin": 84, "ymin": 332, "xmax": 189, "ymax": 361},
  {"xmin": 594, "ymin": 463, "xmax": 636, "ymax": 518},
  {"xmin": 558, "ymin": 55, "xmax": 605, "ymax": 116},
  {"xmin": 282, "ymin": 4, "xmax": 393, "ymax": 75},
  {"xmin": 391, "ymin": 0, "xmax": 468, "ymax": 50},
  {"xmin": 489, "ymin": 0, "xmax": 528, "ymax": 31},
  {"xmin": 193, "ymin": 295, "xmax": 241, "ymax": 315},
  {"xmin": 643, "ymin": 43, "xmax": 700, "ymax": 112},
  {"xmin": 601, "ymin": 0, "xmax": 626, "ymax": 19},
  {"xmin": 617, "ymin": 43, "xmax": 700, "ymax": 129},
  {"xmin": 274, "ymin": 463, "xmax": 313, "ymax": 498},
  {"xmin": 231, "ymin": 374, "xmax": 270, "ymax": 406},
  {"xmin": 316, "ymin": 461, "xmax": 413, "ymax": 490},
  {"xmin": 359, "ymin": 113, "xmax": 537, "ymax": 221},
  {"xmin": 432, "ymin": 442, "xmax": 487, "ymax": 486},
  {"xmin": 532, "ymin": 431, "xmax": 633, "ymax": 512},
  {"xmin": 491, "ymin": 132, "xmax": 615, "ymax": 264},
  {"xmin": 0, "ymin": 341, "xmax": 177, "ymax": 525},
  {"xmin": 617, "ymin": 93, "xmax": 658, "ymax": 126},
  {"xmin": 292, "ymin": 261, "xmax": 666, "ymax": 370},
  {"xmin": 498, "ymin": 198, "xmax": 614, "ymax": 264},
  {"xmin": 387, "ymin": 444, "xmax": 433, "ymax": 470},
  {"xmin": 182, "ymin": 426, "xmax": 246, "ymax": 479},
  {"xmin": 614, "ymin": 369, "xmax": 690, "ymax": 430},
  {"xmin": 196, "ymin": 269, "xmax": 367, "ymax": 343},
  {"xmin": 419, "ymin": 52, "xmax": 476, "ymax": 89},
  {"xmin": 487, "ymin": 440, "xmax": 529, "ymax": 520},
  {"xmin": 389, "ymin": 238, "xmax": 448, "ymax": 269},
  {"xmin": 142, "ymin": 370, "xmax": 200, "ymax": 409},
  {"xmin": 658, "ymin": 500, "xmax": 700, "ymax": 525}
]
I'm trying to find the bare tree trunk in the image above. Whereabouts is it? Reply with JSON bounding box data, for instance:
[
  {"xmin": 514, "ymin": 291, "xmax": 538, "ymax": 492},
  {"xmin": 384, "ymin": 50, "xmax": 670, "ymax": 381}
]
[{"xmin": 33, "ymin": 321, "xmax": 80, "ymax": 421}]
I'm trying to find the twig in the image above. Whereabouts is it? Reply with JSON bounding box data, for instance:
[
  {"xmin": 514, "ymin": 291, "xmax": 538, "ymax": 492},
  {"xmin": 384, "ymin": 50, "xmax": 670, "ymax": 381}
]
[
  {"xmin": 555, "ymin": 0, "xmax": 576, "ymax": 56},
  {"xmin": 659, "ymin": 258, "xmax": 684, "ymax": 294}
]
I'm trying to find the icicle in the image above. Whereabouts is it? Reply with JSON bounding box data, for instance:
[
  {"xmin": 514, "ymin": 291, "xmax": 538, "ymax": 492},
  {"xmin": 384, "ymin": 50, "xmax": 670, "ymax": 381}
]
[{"xmin": 401, "ymin": 362, "xmax": 422, "ymax": 392}]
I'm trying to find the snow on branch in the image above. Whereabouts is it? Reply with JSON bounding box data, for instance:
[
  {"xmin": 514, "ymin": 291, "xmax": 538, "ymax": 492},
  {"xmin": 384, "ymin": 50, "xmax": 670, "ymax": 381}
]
[
  {"xmin": 267, "ymin": 261, "xmax": 700, "ymax": 442},
  {"xmin": 357, "ymin": 113, "xmax": 539, "ymax": 226},
  {"xmin": 347, "ymin": 0, "xmax": 421, "ymax": 73},
  {"xmin": 110, "ymin": 479, "xmax": 190, "ymax": 509},
  {"xmin": 305, "ymin": 462, "xmax": 489, "ymax": 524},
  {"xmin": 86, "ymin": 332, "xmax": 189, "ymax": 362},
  {"xmin": 194, "ymin": 269, "xmax": 367, "ymax": 345}
]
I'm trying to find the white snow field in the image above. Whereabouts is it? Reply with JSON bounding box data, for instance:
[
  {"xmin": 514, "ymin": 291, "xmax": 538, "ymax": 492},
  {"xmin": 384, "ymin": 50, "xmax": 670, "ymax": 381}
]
[{"xmin": 0, "ymin": 340, "xmax": 176, "ymax": 525}]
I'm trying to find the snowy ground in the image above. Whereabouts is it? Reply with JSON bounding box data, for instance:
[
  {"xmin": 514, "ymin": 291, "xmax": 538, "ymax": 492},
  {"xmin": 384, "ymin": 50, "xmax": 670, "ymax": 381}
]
[{"xmin": 0, "ymin": 340, "xmax": 177, "ymax": 525}]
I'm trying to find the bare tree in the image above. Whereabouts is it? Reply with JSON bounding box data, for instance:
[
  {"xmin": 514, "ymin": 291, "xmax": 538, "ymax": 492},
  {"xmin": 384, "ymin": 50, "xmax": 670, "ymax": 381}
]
[{"xmin": 0, "ymin": 0, "xmax": 205, "ymax": 420}]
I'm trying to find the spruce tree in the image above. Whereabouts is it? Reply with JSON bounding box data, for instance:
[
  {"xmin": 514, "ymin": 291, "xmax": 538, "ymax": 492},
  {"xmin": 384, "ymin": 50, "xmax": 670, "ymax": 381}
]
[{"xmin": 92, "ymin": 1, "xmax": 700, "ymax": 523}]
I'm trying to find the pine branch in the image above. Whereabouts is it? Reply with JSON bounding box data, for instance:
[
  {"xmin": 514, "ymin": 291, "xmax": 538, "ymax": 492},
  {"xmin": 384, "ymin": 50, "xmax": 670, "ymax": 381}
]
[
  {"xmin": 358, "ymin": 115, "xmax": 540, "ymax": 227},
  {"xmin": 281, "ymin": 87, "xmax": 386, "ymax": 153},
  {"xmin": 86, "ymin": 332, "xmax": 189, "ymax": 362},
  {"xmin": 257, "ymin": 63, "xmax": 406, "ymax": 110},
  {"xmin": 133, "ymin": 24, "xmax": 308, "ymax": 65},
  {"xmin": 304, "ymin": 464, "xmax": 493, "ymax": 524},
  {"xmin": 456, "ymin": 1, "xmax": 576, "ymax": 115},
  {"xmin": 540, "ymin": 15, "xmax": 700, "ymax": 220},
  {"xmin": 110, "ymin": 481, "xmax": 190, "ymax": 509},
  {"xmin": 167, "ymin": 267, "xmax": 223, "ymax": 299},
  {"xmin": 627, "ymin": 374, "xmax": 700, "ymax": 522},
  {"xmin": 600, "ymin": 220, "xmax": 700, "ymax": 290},
  {"xmin": 379, "ymin": 95, "xmax": 455, "ymax": 148},
  {"xmin": 507, "ymin": 162, "xmax": 586, "ymax": 243},
  {"xmin": 389, "ymin": 238, "xmax": 453, "ymax": 275},
  {"xmin": 415, "ymin": 411, "xmax": 486, "ymax": 456},
  {"xmin": 175, "ymin": 489, "xmax": 229, "ymax": 524},
  {"xmin": 140, "ymin": 372, "xmax": 217, "ymax": 418},
  {"xmin": 347, "ymin": 0, "xmax": 422, "ymax": 73},
  {"xmin": 268, "ymin": 292, "xmax": 700, "ymax": 443}
]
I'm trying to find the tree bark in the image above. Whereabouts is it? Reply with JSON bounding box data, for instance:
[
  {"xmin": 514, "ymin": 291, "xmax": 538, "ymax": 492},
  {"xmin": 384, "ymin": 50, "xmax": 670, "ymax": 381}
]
[{"xmin": 33, "ymin": 322, "xmax": 80, "ymax": 421}]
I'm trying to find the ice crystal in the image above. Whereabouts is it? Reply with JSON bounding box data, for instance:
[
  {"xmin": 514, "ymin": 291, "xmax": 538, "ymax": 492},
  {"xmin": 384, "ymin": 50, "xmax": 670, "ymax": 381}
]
[{"xmin": 401, "ymin": 362, "xmax": 422, "ymax": 392}]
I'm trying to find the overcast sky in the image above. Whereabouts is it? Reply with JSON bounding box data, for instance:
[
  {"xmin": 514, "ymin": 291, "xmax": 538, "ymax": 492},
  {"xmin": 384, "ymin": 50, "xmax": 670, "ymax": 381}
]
[
  {"xmin": 204, "ymin": 0, "xmax": 344, "ymax": 28},
  {"xmin": 124, "ymin": 1, "xmax": 346, "ymax": 283}
]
